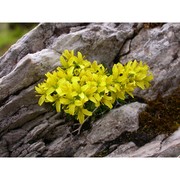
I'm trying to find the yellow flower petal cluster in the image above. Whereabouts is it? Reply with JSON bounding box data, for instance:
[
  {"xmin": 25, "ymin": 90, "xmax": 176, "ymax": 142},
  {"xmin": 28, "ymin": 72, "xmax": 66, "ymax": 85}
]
[{"xmin": 35, "ymin": 50, "xmax": 153, "ymax": 124}]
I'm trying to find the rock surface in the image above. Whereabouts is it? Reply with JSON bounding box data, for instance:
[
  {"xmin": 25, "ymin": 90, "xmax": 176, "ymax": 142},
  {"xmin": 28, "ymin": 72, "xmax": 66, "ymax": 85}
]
[
  {"xmin": 120, "ymin": 23, "xmax": 180, "ymax": 100},
  {"xmin": 0, "ymin": 23, "xmax": 179, "ymax": 157},
  {"xmin": 108, "ymin": 127, "xmax": 180, "ymax": 157},
  {"xmin": 74, "ymin": 102, "xmax": 146, "ymax": 157}
]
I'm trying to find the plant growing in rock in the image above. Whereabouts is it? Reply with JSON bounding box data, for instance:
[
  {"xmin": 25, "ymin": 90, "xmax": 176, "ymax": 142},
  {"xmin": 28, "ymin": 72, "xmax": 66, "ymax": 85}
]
[{"xmin": 35, "ymin": 50, "xmax": 153, "ymax": 124}]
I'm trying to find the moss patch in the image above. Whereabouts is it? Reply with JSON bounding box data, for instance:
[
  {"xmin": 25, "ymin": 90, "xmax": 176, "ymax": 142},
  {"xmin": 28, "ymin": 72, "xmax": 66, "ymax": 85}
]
[
  {"xmin": 143, "ymin": 23, "xmax": 165, "ymax": 29},
  {"xmin": 93, "ymin": 87, "xmax": 180, "ymax": 157},
  {"xmin": 139, "ymin": 87, "xmax": 180, "ymax": 136}
]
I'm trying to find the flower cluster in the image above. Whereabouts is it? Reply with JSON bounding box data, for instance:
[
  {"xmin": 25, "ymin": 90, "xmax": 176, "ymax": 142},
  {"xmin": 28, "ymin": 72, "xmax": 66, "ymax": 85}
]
[{"xmin": 35, "ymin": 50, "xmax": 153, "ymax": 124}]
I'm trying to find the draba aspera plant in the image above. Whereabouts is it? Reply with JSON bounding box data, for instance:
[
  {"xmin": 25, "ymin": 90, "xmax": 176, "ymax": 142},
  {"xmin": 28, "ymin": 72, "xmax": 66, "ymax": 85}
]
[{"xmin": 35, "ymin": 50, "xmax": 153, "ymax": 124}]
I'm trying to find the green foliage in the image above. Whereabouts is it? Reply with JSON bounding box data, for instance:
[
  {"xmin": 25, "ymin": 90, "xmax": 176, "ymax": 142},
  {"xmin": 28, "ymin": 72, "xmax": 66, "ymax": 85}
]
[
  {"xmin": 0, "ymin": 23, "xmax": 37, "ymax": 56},
  {"xmin": 35, "ymin": 50, "xmax": 153, "ymax": 124}
]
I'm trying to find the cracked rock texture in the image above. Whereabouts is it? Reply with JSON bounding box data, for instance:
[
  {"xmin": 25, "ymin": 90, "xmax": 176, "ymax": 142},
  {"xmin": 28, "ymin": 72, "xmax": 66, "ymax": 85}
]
[
  {"xmin": 108, "ymin": 128, "xmax": 180, "ymax": 157},
  {"xmin": 120, "ymin": 23, "xmax": 180, "ymax": 100},
  {"xmin": 0, "ymin": 23, "xmax": 179, "ymax": 157}
]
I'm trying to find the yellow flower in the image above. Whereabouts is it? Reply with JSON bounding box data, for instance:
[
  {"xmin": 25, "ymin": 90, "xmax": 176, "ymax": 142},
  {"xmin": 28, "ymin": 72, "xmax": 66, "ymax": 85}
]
[
  {"xmin": 77, "ymin": 107, "xmax": 93, "ymax": 124},
  {"xmin": 75, "ymin": 51, "xmax": 91, "ymax": 68},
  {"xmin": 101, "ymin": 94, "xmax": 113, "ymax": 109},
  {"xmin": 35, "ymin": 50, "xmax": 154, "ymax": 124},
  {"xmin": 35, "ymin": 83, "xmax": 56, "ymax": 106},
  {"xmin": 60, "ymin": 50, "xmax": 75, "ymax": 68}
]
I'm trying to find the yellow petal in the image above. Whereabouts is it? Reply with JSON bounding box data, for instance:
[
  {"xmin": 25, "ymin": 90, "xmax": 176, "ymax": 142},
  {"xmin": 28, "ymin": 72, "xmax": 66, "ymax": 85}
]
[
  {"xmin": 77, "ymin": 51, "xmax": 83, "ymax": 60},
  {"xmin": 67, "ymin": 104, "xmax": 76, "ymax": 115},
  {"xmin": 56, "ymin": 87, "xmax": 62, "ymax": 95},
  {"xmin": 117, "ymin": 91, "xmax": 125, "ymax": 100},
  {"xmin": 55, "ymin": 100, "xmax": 61, "ymax": 112},
  {"xmin": 74, "ymin": 100, "xmax": 81, "ymax": 106},
  {"xmin": 127, "ymin": 91, "xmax": 134, "ymax": 98},
  {"xmin": 46, "ymin": 95, "xmax": 55, "ymax": 102},
  {"xmin": 38, "ymin": 95, "xmax": 45, "ymax": 106},
  {"xmin": 103, "ymin": 95, "xmax": 112, "ymax": 101},
  {"xmin": 81, "ymin": 84, "xmax": 89, "ymax": 92},
  {"xmin": 114, "ymin": 84, "xmax": 120, "ymax": 91},
  {"xmin": 62, "ymin": 49, "xmax": 74, "ymax": 60},
  {"xmin": 72, "ymin": 81, "xmax": 81, "ymax": 92},
  {"xmin": 126, "ymin": 61, "xmax": 132, "ymax": 69},
  {"xmin": 71, "ymin": 76, "xmax": 80, "ymax": 82},
  {"xmin": 144, "ymin": 81, "xmax": 150, "ymax": 88},
  {"xmin": 136, "ymin": 82, "xmax": 145, "ymax": 89},
  {"xmin": 132, "ymin": 60, "xmax": 138, "ymax": 69},
  {"xmin": 67, "ymin": 66, "xmax": 74, "ymax": 77},
  {"xmin": 94, "ymin": 93, "xmax": 102, "ymax": 102},
  {"xmin": 98, "ymin": 86, "xmax": 106, "ymax": 93},
  {"xmin": 136, "ymin": 73, "xmax": 147, "ymax": 80},
  {"xmin": 82, "ymin": 109, "xmax": 92, "ymax": 116},
  {"xmin": 60, "ymin": 56, "xmax": 68, "ymax": 68},
  {"xmin": 103, "ymin": 100, "xmax": 113, "ymax": 109},
  {"xmin": 46, "ymin": 87, "xmax": 55, "ymax": 95},
  {"xmin": 45, "ymin": 72, "xmax": 51, "ymax": 78},
  {"xmin": 112, "ymin": 64, "xmax": 118, "ymax": 78},
  {"xmin": 89, "ymin": 96, "xmax": 97, "ymax": 104},
  {"xmin": 108, "ymin": 86, "xmax": 116, "ymax": 92},
  {"xmin": 60, "ymin": 98, "xmax": 71, "ymax": 104},
  {"xmin": 145, "ymin": 74, "xmax": 154, "ymax": 81},
  {"xmin": 117, "ymin": 63, "xmax": 124, "ymax": 73},
  {"xmin": 78, "ymin": 110, "xmax": 85, "ymax": 124},
  {"xmin": 71, "ymin": 91, "xmax": 78, "ymax": 97},
  {"xmin": 35, "ymin": 86, "xmax": 43, "ymax": 94},
  {"xmin": 86, "ymin": 86, "xmax": 97, "ymax": 94}
]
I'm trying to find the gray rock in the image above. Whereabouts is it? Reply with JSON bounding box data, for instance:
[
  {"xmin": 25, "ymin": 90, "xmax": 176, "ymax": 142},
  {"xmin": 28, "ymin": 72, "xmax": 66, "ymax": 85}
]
[
  {"xmin": 43, "ymin": 136, "xmax": 83, "ymax": 157},
  {"xmin": 0, "ymin": 23, "xmax": 84, "ymax": 78},
  {"xmin": 11, "ymin": 143, "xmax": 31, "ymax": 157},
  {"xmin": 120, "ymin": 23, "xmax": 180, "ymax": 100},
  {"xmin": 0, "ymin": 86, "xmax": 48, "ymax": 136},
  {"xmin": 87, "ymin": 102, "xmax": 146, "ymax": 144},
  {"xmin": 24, "ymin": 121, "xmax": 49, "ymax": 143},
  {"xmin": 123, "ymin": 135, "xmax": 166, "ymax": 157},
  {"xmin": 74, "ymin": 143, "xmax": 103, "ymax": 157},
  {"xmin": 74, "ymin": 102, "xmax": 146, "ymax": 157},
  {"xmin": 107, "ymin": 128, "xmax": 180, "ymax": 157},
  {"xmin": 28, "ymin": 141, "xmax": 46, "ymax": 153},
  {"xmin": 0, "ymin": 139, "xmax": 9, "ymax": 157},
  {"xmin": 107, "ymin": 142, "xmax": 138, "ymax": 157},
  {"xmin": 0, "ymin": 49, "xmax": 60, "ymax": 103},
  {"xmin": 52, "ymin": 23, "xmax": 138, "ymax": 68},
  {"xmin": 0, "ymin": 23, "xmax": 179, "ymax": 157},
  {"xmin": 2, "ymin": 129, "xmax": 27, "ymax": 146},
  {"xmin": 155, "ymin": 127, "xmax": 180, "ymax": 157}
]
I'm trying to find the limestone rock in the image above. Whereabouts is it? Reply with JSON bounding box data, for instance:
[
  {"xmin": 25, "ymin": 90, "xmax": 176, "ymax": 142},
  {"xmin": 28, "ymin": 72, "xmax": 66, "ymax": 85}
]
[
  {"xmin": 87, "ymin": 102, "xmax": 146, "ymax": 144},
  {"xmin": 0, "ymin": 23, "xmax": 179, "ymax": 157},
  {"xmin": 107, "ymin": 142, "xmax": 138, "ymax": 157},
  {"xmin": 43, "ymin": 135, "xmax": 84, "ymax": 157},
  {"xmin": 120, "ymin": 23, "xmax": 180, "ymax": 100},
  {"xmin": 0, "ymin": 23, "xmax": 84, "ymax": 78},
  {"xmin": 108, "ymin": 128, "xmax": 180, "ymax": 157},
  {"xmin": 51, "ymin": 23, "xmax": 137, "ymax": 67},
  {"xmin": 74, "ymin": 102, "xmax": 146, "ymax": 157}
]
